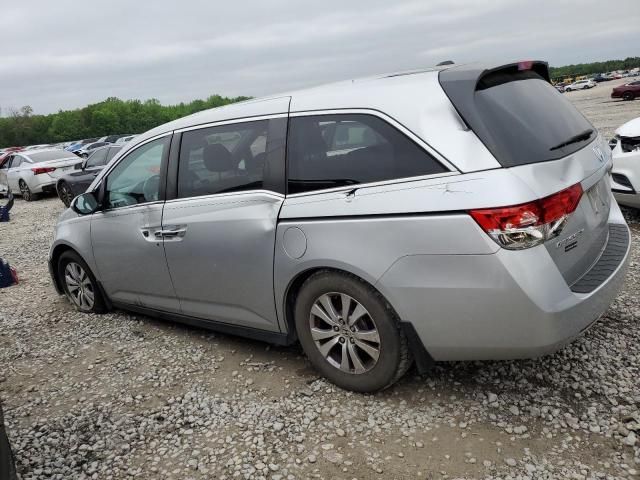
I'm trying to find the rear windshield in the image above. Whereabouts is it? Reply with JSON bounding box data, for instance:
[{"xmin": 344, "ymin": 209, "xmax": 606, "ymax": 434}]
[
  {"xmin": 29, "ymin": 150, "xmax": 76, "ymax": 163},
  {"xmin": 440, "ymin": 69, "xmax": 595, "ymax": 167}
]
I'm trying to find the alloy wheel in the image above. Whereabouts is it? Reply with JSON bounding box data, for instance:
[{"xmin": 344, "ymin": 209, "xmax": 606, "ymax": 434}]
[
  {"xmin": 64, "ymin": 262, "xmax": 95, "ymax": 310},
  {"xmin": 59, "ymin": 183, "xmax": 73, "ymax": 207},
  {"xmin": 19, "ymin": 181, "xmax": 31, "ymax": 201},
  {"xmin": 309, "ymin": 292, "xmax": 381, "ymax": 374}
]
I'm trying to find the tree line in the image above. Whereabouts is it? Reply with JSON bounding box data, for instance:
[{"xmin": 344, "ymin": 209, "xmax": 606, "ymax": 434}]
[
  {"xmin": 0, "ymin": 94, "xmax": 250, "ymax": 148},
  {"xmin": 549, "ymin": 57, "xmax": 640, "ymax": 81}
]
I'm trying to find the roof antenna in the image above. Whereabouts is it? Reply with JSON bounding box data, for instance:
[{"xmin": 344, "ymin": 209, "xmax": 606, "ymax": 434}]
[{"xmin": 436, "ymin": 60, "xmax": 455, "ymax": 66}]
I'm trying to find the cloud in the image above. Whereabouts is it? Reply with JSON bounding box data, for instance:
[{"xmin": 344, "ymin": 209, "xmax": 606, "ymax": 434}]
[{"xmin": 0, "ymin": 0, "xmax": 638, "ymax": 114}]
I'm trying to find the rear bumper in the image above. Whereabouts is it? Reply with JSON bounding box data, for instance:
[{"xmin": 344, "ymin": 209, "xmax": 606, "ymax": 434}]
[{"xmin": 377, "ymin": 211, "xmax": 630, "ymax": 361}]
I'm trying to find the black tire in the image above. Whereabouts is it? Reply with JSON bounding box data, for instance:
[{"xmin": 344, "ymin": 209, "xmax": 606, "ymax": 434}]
[
  {"xmin": 57, "ymin": 181, "xmax": 74, "ymax": 208},
  {"xmin": 623, "ymin": 91, "xmax": 635, "ymax": 101},
  {"xmin": 19, "ymin": 180, "xmax": 36, "ymax": 202},
  {"xmin": 57, "ymin": 250, "xmax": 107, "ymax": 313},
  {"xmin": 0, "ymin": 405, "xmax": 17, "ymax": 480},
  {"xmin": 294, "ymin": 270, "xmax": 411, "ymax": 392}
]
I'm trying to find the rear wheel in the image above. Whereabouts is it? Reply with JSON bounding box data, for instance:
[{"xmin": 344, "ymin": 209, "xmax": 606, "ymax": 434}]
[
  {"xmin": 19, "ymin": 180, "xmax": 36, "ymax": 202},
  {"xmin": 623, "ymin": 91, "xmax": 635, "ymax": 101},
  {"xmin": 294, "ymin": 271, "xmax": 411, "ymax": 392},
  {"xmin": 58, "ymin": 251, "xmax": 106, "ymax": 313},
  {"xmin": 57, "ymin": 181, "xmax": 74, "ymax": 207}
]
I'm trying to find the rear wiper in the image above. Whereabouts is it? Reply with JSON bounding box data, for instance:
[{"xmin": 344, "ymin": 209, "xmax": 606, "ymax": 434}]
[{"xmin": 549, "ymin": 129, "xmax": 594, "ymax": 151}]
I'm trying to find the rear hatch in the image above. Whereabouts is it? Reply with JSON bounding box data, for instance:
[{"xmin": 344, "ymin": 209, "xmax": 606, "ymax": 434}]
[{"xmin": 439, "ymin": 61, "xmax": 613, "ymax": 286}]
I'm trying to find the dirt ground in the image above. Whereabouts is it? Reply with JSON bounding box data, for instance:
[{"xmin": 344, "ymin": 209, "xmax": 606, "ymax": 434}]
[{"xmin": 1, "ymin": 78, "xmax": 639, "ymax": 480}]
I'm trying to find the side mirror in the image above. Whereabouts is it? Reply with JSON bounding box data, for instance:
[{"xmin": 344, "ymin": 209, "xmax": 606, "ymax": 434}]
[{"xmin": 71, "ymin": 192, "xmax": 99, "ymax": 215}]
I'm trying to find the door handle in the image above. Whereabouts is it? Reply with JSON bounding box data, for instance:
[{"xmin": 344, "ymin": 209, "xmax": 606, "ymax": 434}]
[{"xmin": 154, "ymin": 228, "xmax": 187, "ymax": 238}]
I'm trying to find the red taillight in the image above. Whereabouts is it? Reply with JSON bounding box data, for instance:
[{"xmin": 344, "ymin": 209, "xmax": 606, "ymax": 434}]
[
  {"xmin": 31, "ymin": 167, "xmax": 56, "ymax": 175},
  {"xmin": 469, "ymin": 183, "xmax": 583, "ymax": 250}
]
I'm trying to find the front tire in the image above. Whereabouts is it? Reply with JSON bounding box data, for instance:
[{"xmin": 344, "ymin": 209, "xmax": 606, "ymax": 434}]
[
  {"xmin": 294, "ymin": 271, "xmax": 411, "ymax": 392},
  {"xmin": 623, "ymin": 91, "xmax": 635, "ymax": 101},
  {"xmin": 58, "ymin": 251, "xmax": 106, "ymax": 313}
]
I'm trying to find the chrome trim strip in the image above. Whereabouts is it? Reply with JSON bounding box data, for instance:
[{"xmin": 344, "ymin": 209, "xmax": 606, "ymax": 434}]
[
  {"xmin": 164, "ymin": 189, "xmax": 285, "ymax": 204},
  {"xmin": 285, "ymin": 171, "xmax": 460, "ymax": 199},
  {"xmin": 175, "ymin": 113, "xmax": 289, "ymax": 134}
]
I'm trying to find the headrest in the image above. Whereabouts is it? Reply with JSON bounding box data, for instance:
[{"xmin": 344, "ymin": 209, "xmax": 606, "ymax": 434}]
[{"xmin": 203, "ymin": 143, "xmax": 235, "ymax": 172}]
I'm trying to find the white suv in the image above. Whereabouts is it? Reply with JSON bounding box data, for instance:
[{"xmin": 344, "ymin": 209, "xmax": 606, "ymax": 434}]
[{"xmin": 564, "ymin": 79, "xmax": 596, "ymax": 91}]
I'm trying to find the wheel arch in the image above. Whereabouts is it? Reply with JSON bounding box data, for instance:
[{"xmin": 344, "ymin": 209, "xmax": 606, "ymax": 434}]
[{"xmin": 281, "ymin": 266, "xmax": 433, "ymax": 373}]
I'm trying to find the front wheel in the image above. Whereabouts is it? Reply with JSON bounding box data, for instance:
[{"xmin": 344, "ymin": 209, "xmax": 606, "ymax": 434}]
[
  {"xmin": 294, "ymin": 271, "xmax": 411, "ymax": 392},
  {"xmin": 58, "ymin": 251, "xmax": 106, "ymax": 313},
  {"xmin": 623, "ymin": 91, "xmax": 635, "ymax": 101}
]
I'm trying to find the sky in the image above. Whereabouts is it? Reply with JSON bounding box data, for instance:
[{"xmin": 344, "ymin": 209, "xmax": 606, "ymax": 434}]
[{"xmin": 1, "ymin": 0, "xmax": 639, "ymax": 115}]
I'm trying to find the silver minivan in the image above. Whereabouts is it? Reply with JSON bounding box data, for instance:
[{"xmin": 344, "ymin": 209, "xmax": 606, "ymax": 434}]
[{"xmin": 49, "ymin": 61, "xmax": 630, "ymax": 392}]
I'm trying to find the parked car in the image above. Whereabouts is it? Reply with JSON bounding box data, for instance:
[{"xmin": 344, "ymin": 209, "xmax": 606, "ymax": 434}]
[
  {"xmin": 75, "ymin": 141, "xmax": 111, "ymax": 158},
  {"xmin": 56, "ymin": 145, "xmax": 122, "ymax": 207},
  {"xmin": 49, "ymin": 61, "xmax": 629, "ymax": 392},
  {"xmin": 65, "ymin": 138, "xmax": 99, "ymax": 152},
  {"xmin": 610, "ymin": 117, "xmax": 640, "ymax": 208},
  {"xmin": 592, "ymin": 75, "xmax": 612, "ymax": 83},
  {"xmin": 0, "ymin": 149, "xmax": 82, "ymax": 201},
  {"xmin": 97, "ymin": 134, "xmax": 134, "ymax": 143},
  {"xmin": 0, "ymin": 404, "xmax": 17, "ymax": 480},
  {"xmin": 564, "ymin": 79, "xmax": 596, "ymax": 91},
  {"xmin": 115, "ymin": 135, "xmax": 137, "ymax": 144},
  {"xmin": 611, "ymin": 81, "xmax": 640, "ymax": 101},
  {"xmin": 554, "ymin": 83, "xmax": 566, "ymax": 93}
]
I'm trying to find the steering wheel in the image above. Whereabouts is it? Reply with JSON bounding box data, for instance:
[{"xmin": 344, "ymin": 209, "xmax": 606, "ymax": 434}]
[{"xmin": 142, "ymin": 175, "xmax": 160, "ymax": 202}]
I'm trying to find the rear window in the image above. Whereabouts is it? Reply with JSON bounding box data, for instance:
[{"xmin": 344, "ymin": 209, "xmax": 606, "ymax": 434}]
[
  {"xmin": 440, "ymin": 67, "xmax": 595, "ymax": 167},
  {"xmin": 29, "ymin": 151, "xmax": 76, "ymax": 163}
]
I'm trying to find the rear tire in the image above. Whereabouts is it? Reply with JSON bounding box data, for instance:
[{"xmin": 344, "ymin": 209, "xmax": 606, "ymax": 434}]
[
  {"xmin": 19, "ymin": 180, "xmax": 36, "ymax": 202},
  {"xmin": 57, "ymin": 181, "xmax": 73, "ymax": 207},
  {"xmin": 57, "ymin": 251, "xmax": 107, "ymax": 313},
  {"xmin": 623, "ymin": 91, "xmax": 635, "ymax": 101},
  {"xmin": 294, "ymin": 270, "xmax": 411, "ymax": 392}
]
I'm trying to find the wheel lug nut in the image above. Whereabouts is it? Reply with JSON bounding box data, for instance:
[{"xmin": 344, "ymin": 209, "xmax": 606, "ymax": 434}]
[
  {"xmin": 349, "ymin": 338, "xmax": 355, "ymax": 343},
  {"xmin": 333, "ymin": 326, "xmax": 340, "ymax": 331},
  {"xmin": 339, "ymin": 337, "xmax": 346, "ymax": 344}
]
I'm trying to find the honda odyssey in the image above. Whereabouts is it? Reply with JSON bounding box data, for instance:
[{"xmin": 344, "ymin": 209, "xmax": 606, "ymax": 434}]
[{"xmin": 49, "ymin": 61, "xmax": 630, "ymax": 392}]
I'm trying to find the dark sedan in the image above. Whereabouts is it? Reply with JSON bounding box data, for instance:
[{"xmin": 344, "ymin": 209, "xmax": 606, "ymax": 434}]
[
  {"xmin": 612, "ymin": 81, "xmax": 640, "ymax": 101},
  {"xmin": 0, "ymin": 404, "xmax": 17, "ymax": 480},
  {"xmin": 56, "ymin": 145, "xmax": 122, "ymax": 207}
]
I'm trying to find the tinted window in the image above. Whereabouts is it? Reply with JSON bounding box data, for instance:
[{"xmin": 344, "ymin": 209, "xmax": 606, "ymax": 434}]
[
  {"xmin": 28, "ymin": 150, "xmax": 76, "ymax": 163},
  {"xmin": 105, "ymin": 137, "xmax": 168, "ymax": 209},
  {"xmin": 287, "ymin": 114, "xmax": 446, "ymax": 194},
  {"xmin": 10, "ymin": 157, "xmax": 22, "ymax": 168},
  {"xmin": 86, "ymin": 148, "xmax": 109, "ymax": 168},
  {"xmin": 177, "ymin": 120, "xmax": 268, "ymax": 199}
]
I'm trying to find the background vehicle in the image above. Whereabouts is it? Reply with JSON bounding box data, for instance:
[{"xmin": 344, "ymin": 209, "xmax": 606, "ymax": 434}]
[
  {"xmin": 611, "ymin": 80, "xmax": 640, "ymax": 101},
  {"xmin": 611, "ymin": 117, "xmax": 640, "ymax": 208},
  {"xmin": 564, "ymin": 79, "xmax": 596, "ymax": 91},
  {"xmin": 56, "ymin": 145, "xmax": 122, "ymax": 207},
  {"xmin": 115, "ymin": 135, "xmax": 137, "ymax": 144},
  {"xmin": 75, "ymin": 141, "xmax": 111, "ymax": 158},
  {"xmin": 49, "ymin": 61, "xmax": 629, "ymax": 392},
  {"xmin": 0, "ymin": 149, "xmax": 81, "ymax": 201},
  {"xmin": 0, "ymin": 404, "xmax": 17, "ymax": 480}
]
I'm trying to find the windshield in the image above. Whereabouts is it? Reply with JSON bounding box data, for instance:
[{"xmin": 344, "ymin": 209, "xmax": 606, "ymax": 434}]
[{"xmin": 28, "ymin": 150, "xmax": 77, "ymax": 163}]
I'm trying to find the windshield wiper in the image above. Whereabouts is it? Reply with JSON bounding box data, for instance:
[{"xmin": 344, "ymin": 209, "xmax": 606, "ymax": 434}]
[{"xmin": 549, "ymin": 128, "xmax": 594, "ymax": 151}]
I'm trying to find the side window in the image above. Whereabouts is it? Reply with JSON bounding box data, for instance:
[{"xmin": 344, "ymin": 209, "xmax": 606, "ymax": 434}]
[
  {"xmin": 11, "ymin": 157, "xmax": 22, "ymax": 168},
  {"xmin": 177, "ymin": 120, "xmax": 268, "ymax": 199},
  {"xmin": 86, "ymin": 148, "xmax": 108, "ymax": 168},
  {"xmin": 1, "ymin": 156, "xmax": 13, "ymax": 169},
  {"xmin": 287, "ymin": 114, "xmax": 447, "ymax": 194},
  {"xmin": 104, "ymin": 136, "xmax": 169, "ymax": 209},
  {"xmin": 106, "ymin": 147, "xmax": 121, "ymax": 162}
]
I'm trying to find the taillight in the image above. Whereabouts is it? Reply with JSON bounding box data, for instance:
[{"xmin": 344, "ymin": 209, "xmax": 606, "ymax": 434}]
[
  {"xmin": 469, "ymin": 183, "xmax": 583, "ymax": 250},
  {"xmin": 31, "ymin": 167, "xmax": 56, "ymax": 175}
]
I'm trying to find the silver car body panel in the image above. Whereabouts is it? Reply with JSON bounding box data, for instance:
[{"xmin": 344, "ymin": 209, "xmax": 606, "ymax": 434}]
[
  {"xmin": 50, "ymin": 63, "xmax": 630, "ymax": 363},
  {"xmin": 611, "ymin": 119, "xmax": 640, "ymax": 208},
  {"xmin": 162, "ymin": 191, "xmax": 283, "ymax": 331}
]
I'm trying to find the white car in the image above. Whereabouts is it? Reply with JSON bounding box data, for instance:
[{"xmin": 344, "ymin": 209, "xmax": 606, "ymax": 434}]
[
  {"xmin": 0, "ymin": 149, "xmax": 82, "ymax": 201},
  {"xmin": 611, "ymin": 117, "xmax": 640, "ymax": 208},
  {"xmin": 564, "ymin": 79, "xmax": 596, "ymax": 91}
]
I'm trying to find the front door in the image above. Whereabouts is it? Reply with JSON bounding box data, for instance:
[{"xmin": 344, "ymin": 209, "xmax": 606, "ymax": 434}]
[
  {"xmin": 162, "ymin": 117, "xmax": 287, "ymax": 331},
  {"xmin": 90, "ymin": 135, "xmax": 180, "ymax": 312}
]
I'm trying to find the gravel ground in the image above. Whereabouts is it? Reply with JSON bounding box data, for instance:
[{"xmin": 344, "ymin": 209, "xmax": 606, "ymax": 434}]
[{"xmin": 1, "ymin": 85, "xmax": 639, "ymax": 480}]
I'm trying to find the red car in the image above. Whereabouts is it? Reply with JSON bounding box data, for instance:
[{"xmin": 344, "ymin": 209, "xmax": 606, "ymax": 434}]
[{"xmin": 612, "ymin": 81, "xmax": 640, "ymax": 101}]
